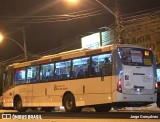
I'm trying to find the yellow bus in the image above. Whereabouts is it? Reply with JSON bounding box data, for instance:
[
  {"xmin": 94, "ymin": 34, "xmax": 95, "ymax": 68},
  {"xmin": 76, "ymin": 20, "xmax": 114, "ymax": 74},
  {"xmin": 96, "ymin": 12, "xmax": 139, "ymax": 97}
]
[{"xmin": 2, "ymin": 44, "xmax": 158, "ymax": 112}]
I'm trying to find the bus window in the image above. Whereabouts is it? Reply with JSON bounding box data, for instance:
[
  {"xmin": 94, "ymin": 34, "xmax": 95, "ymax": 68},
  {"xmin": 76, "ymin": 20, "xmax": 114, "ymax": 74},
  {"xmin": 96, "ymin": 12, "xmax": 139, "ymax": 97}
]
[
  {"xmin": 27, "ymin": 66, "xmax": 39, "ymax": 83},
  {"xmin": 55, "ymin": 60, "xmax": 71, "ymax": 80},
  {"xmin": 118, "ymin": 47, "xmax": 153, "ymax": 66},
  {"xmin": 40, "ymin": 63, "xmax": 54, "ymax": 81},
  {"xmin": 72, "ymin": 57, "xmax": 90, "ymax": 78},
  {"xmin": 92, "ymin": 53, "xmax": 112, "ymax": 76},
  {"xmin": 3, "ymin": 68, "xmax": 13, "ymax": 90},
  {"xmin": 15, "ymin": 68, "xmax": 26, "ymax": 84}
]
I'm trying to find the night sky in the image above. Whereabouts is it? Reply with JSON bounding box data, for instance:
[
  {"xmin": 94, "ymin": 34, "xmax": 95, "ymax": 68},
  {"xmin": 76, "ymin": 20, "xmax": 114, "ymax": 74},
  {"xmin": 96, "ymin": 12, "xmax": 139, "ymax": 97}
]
[{"xmin": 0, "ymin": 0, "xmax": 160, "ymax": 62}]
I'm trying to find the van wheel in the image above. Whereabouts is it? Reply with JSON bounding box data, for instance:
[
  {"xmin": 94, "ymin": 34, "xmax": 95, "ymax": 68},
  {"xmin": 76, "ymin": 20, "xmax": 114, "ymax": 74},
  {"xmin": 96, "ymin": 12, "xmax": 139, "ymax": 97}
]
[
  {"xmin": 14, "ymin": 98, "xmax": 27, "ymax": 112},
  {"xmin": 63, "ymin": 94, "xmax": 82, "ymax": 112},
  {"xmin": 94, "ymin": 104, "xmax": 111, "ymax": 112}
]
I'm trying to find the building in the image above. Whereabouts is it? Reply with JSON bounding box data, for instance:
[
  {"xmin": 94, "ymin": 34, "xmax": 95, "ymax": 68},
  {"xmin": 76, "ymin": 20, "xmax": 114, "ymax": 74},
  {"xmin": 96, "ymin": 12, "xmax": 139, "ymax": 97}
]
[
  {"xmin": 81, "ymin": 10, "xmax": 160, "ymax": 64},
  {"xmin": 122, "ymin": 10, "xmax": 160, "ymax": 64}
]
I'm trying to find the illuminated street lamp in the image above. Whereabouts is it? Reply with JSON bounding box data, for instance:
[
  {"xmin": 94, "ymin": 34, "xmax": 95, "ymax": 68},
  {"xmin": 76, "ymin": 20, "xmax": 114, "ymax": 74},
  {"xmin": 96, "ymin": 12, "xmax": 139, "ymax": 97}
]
[
  {"xmin": 66, "ymin": 0, "xmax": 79, "ymax": 3},
  {"xmin": 0, "ymin": 34, "xmax": 3, "ymax": 43},
  {"xmin": 64, "ymin": 0, "xmax": 79, "ymax": 6},
  {"xmin": 0, "ymin": 33, "xmax": 28, "ymax": 61}
]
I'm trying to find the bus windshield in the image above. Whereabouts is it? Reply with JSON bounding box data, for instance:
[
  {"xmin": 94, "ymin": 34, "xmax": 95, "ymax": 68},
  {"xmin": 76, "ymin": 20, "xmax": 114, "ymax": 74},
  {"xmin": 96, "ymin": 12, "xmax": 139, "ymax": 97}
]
[{"xmin": 118, "ymin": 47, "xmax": 153, "ymax": 66}]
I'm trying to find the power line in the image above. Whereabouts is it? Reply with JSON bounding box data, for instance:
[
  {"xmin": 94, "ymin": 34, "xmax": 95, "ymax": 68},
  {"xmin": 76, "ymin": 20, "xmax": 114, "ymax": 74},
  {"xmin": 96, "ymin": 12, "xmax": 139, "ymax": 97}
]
[
  {"xmin": 121, "ymin": 7, "xmax": 160, "ymax": 18},
  {"xmin": 0, "ymin": 8, "xmax": 105, "ymax": 24},
  {"xmin": 121, "ymin": 9, "xmax": 160, "ymax": 22}
]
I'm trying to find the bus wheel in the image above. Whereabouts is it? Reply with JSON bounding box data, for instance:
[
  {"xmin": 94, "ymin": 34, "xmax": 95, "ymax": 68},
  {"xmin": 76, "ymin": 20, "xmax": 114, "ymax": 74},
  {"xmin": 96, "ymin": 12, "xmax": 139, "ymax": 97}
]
[
  {"xmin": 14, "ymin": 98, "xmax": 27, "ymax": 112},
  {"xmin": 63, "ymin": 94, "xmax": 82, "ymax": 112},
  {"xmin": 94, "ymin": 104, "xmax": 111, "ymax": 112}
]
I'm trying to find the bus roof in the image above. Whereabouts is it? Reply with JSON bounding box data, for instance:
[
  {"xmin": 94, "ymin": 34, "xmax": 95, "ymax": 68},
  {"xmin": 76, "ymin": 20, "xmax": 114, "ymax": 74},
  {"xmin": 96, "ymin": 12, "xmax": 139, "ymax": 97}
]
[
  {"xmin": 116, "ymin": 44, "xmax": 148, "ymax": 49},
  {"xmin": 8, "ymin": 44, "xmax": 149, "ymax": 69},
  {"xmin": 41, "ymin": 48, "xmax": 92, "ymax": 59}
]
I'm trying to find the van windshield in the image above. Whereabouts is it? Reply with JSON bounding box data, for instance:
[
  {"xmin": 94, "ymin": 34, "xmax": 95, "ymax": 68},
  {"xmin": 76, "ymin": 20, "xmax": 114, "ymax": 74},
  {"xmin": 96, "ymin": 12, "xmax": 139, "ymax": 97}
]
[{"xmin": 118, "ymin": 47, "xmax": 153, "ymax": 66}]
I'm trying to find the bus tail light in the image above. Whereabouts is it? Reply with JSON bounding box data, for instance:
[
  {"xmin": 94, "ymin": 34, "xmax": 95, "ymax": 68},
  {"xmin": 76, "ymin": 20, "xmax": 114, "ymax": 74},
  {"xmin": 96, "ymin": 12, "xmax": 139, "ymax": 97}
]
[
  {"xmin": 155, "ymin": 81, "xmax": 158, "ymax": 89},
  {"xmin": 117, "ymin": 79, "xmax": 122, "ymax": 93},
  {"xmin": 154, "ymin": 81, "xmax": 158, "ymax": 93}
]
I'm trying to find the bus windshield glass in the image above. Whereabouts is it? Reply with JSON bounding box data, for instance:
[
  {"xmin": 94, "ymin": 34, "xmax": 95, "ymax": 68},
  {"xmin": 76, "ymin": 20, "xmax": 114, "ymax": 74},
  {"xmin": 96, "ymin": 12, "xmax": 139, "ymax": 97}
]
[{"xmin": 118, "ymin": 47, "xmax": 153, "ymax": 66}]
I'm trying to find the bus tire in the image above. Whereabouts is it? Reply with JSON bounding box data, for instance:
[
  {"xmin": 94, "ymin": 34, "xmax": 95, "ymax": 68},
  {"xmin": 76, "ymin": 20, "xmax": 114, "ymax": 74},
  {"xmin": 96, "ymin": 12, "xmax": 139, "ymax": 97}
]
[
  {"xmin": 94, "ymin": 104, "xmax": 111, "ymax": 112},
  {"xmin": 14, "ymin": 97, "xmax": 27, "ymax": 112},
  {"xmin": 63, "ymin": 93, "xmax": 82, "ymax": 112}
]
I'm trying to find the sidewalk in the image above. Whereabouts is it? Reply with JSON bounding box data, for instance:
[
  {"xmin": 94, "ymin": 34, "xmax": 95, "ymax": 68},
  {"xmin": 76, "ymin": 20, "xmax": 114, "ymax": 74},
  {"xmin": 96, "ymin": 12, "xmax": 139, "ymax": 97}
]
[{"xmin": 117, "ymin": 103, "xmax": 160, "ymax": 112}]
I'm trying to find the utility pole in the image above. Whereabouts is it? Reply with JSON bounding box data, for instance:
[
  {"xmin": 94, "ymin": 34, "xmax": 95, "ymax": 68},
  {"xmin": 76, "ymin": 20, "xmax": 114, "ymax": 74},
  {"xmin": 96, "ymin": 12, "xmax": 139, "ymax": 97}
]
[
  {"xmin": 17, "ymin": 27, "xmax": 28, "ymax": 61},
  {"xmin": 22, "ymin": 29, "xmax": 28, "ymax": 61},
  {"xmin": 95, "ymin": 0, "xmax": 123, "ymax": 44},
  {"xmin": 114, "ymin": 0, "xmax": 123, "ymax": 44}
]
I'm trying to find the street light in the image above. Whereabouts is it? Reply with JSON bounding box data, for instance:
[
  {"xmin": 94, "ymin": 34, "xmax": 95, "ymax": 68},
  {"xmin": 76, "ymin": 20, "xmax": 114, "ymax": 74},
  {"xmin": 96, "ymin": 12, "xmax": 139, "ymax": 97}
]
[
  {"xmin": 0, "ymin": 33, "xmax": 3, "ymax": 43},
  {"xmin": 95, "ymin": 0, "xmax": 123, "ymax": 44},
  {"xmin": 64, "ymin": 0, "xmax": 79, "ymax": 7},
  {"xmin": 0, "ymin": 33, "xmax": 28, "ymax": 61},
  {"xmin": 66, "ymin": 0, "xmax": 79, "ymax": 3}
]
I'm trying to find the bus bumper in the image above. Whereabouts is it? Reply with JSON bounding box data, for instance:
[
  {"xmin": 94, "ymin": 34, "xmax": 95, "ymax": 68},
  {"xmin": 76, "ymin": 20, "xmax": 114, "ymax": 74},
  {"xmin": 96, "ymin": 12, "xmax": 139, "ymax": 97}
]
[
  {"xmin": 115, "ymin": 93, "xmax": 157, "ymax": 102},
  {"xmin": 112, "ymin": 93, "xmax": 157, "ymax": 107}
]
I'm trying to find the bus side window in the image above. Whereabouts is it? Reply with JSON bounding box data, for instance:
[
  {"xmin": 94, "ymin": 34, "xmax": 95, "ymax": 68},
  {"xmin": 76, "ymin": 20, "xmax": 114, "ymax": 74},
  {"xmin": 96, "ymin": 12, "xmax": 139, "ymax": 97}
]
[
  {"xmin": 40, "ymin": 63, "xmax": 54, "ymax": 82},
  {"xmin": 102, "ymin": 57, "xmax": 112, "ymax": 76},
  {"xmin": 15, "ymin": 68, "xmax": 26, "ymax": 84},
  {"xmin": 27, "ymin": 66, "xmax": 39, "ymax": 83},
  {"xmin": 54, "ymin": 68, "xmax": 61, "ymax": 80},
  {"xmin": 4, "ymin": 68, "xmax": 13, "ymax": 89},
  {"xmin": 55, "ymin": 60, "xmax": 71, "ymax": 80},
  {"xmin": 72, "ymin": 57, "xmax": 90, "ymax": 79},
  {"xmin": 62, "ymin": 60, "xmax": 71, "ymax": 80},
  {"xmin": 76, "ymin": 66, "xmax": 85, "ymax": 78},
  {"xmin": 92, "ymin": 53, "xmax": 112, "ymax": 77}
]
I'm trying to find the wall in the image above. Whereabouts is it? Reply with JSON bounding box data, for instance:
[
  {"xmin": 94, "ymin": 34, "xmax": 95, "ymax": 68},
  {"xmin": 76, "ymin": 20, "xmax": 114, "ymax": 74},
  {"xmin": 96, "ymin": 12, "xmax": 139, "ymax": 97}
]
[{"xmin": 122, "ymin": 11, "xmax": 160, "ymax": 63}]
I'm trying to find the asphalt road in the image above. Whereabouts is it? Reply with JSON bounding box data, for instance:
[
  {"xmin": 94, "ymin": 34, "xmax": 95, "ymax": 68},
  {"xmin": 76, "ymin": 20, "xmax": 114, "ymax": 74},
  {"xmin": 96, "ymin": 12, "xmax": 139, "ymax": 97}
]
[
  {"xmin": 3, "ymin": 112, "xmax": 159, "ymax": 119},
  {"xmin": 0, "ymin": 109, "xmax": 160, "ymax": 119},
  {"xmin": 0, "ymin": 104, "xmax": 160, "ymax": 122}
]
